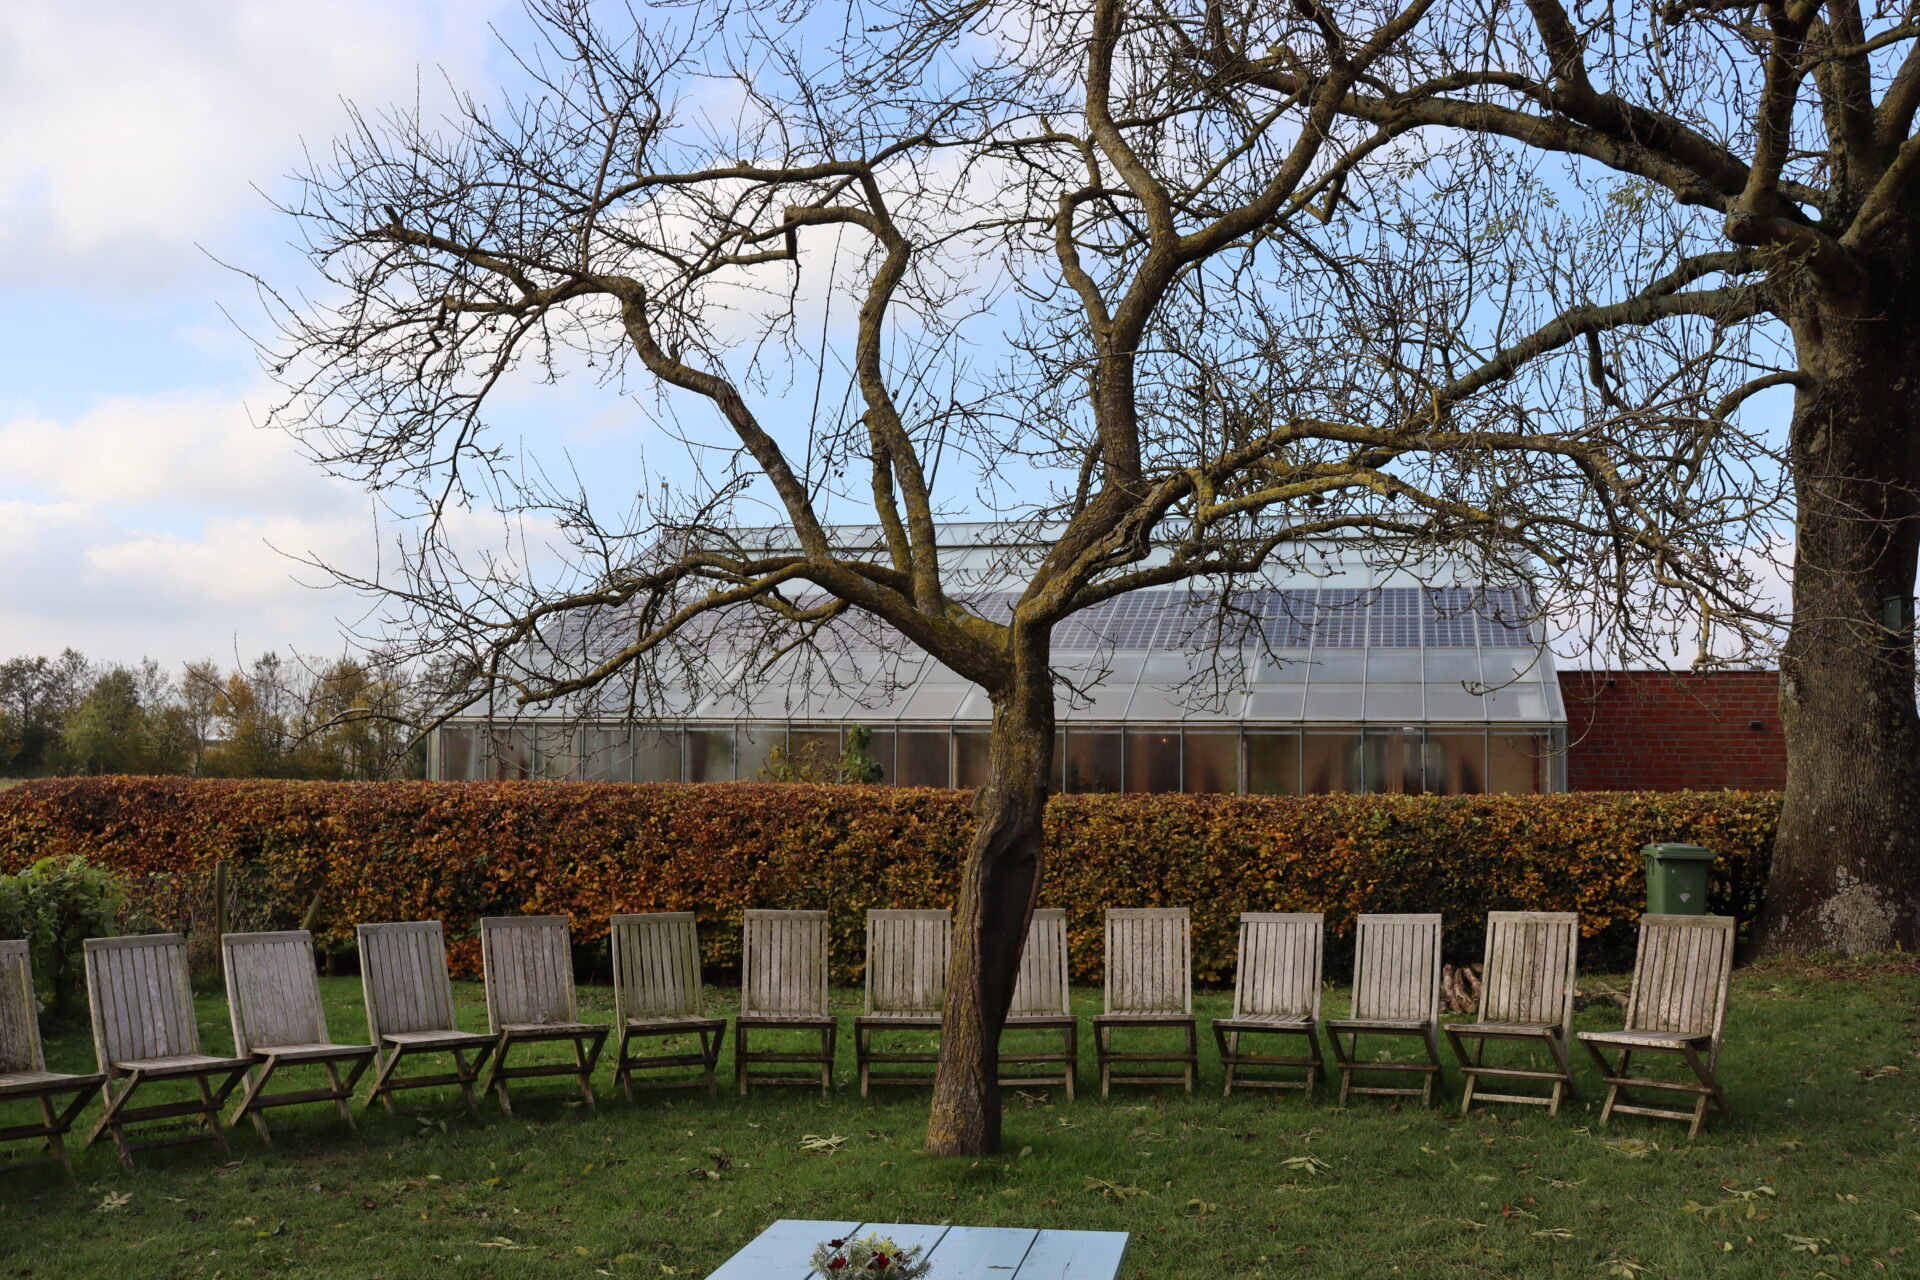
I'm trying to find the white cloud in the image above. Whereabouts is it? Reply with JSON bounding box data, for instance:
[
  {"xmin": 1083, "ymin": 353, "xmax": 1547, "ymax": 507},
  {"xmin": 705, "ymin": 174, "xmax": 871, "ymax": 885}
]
[
  {"xmin": 0, "ymin": 0, "xmax": 504, "ymax": 290},
  {"xmin": 0, "ymin": 388, "xmax": 359, "ymax": 516}
]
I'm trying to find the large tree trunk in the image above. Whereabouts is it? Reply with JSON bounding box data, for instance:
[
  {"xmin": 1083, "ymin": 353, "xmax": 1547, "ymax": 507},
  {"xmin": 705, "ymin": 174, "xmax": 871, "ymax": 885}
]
[
  {"xmin": 925, "ymin": 666, "xmax": 1054, "ymax": 1155},
  {"xmin": 1758, "ymin": 260, "xmax": 1920, "ymax": 954}
]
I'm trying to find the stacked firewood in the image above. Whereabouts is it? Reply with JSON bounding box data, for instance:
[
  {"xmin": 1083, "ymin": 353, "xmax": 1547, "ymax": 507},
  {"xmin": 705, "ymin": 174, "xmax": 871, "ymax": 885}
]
[{"xmin": 1441, "ymin": 962, "xmax": 1483, "ymax": 1013}]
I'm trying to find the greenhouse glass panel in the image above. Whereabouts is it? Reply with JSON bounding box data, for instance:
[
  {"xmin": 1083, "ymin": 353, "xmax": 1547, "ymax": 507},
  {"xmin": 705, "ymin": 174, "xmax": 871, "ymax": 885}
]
[
  {"xmin": 1302, "ymin": 733, "xmax": 1363, "ymax": 793},
  {"xmin": 1363, "ymin": 683, "xmax": 1425, "ymax": 720},
  {"xmin": 1422, "ymin": 651, "xmax": 1483, "ymax": 683},
  {"xmin": 954, "ymin": 730, "xmax": 991, "ymax": 788},
  {"xmin": 1481, "ymin": 684, "xmax": 1549, "ymax": 720},
  {"xmin": 439, "ymin": 724, "xmax": 483, "ymax": 780},
  {"xmin": 1247, "ymin": 732, "xmax": 1300, "ymax": 794},
  {"xmin": 1489, "ymin": 733, "xmax": 1552, "ymax": 793},
  {"xmin": 579, "ymin": 728, "xmax": 634, "ymax": 782},
  {"xmin": 1182, "ymin": 733, "xmax": 1239, "ymax": 793},
  {"xmin": 632, "ymin": 730, "xmax": 682, "ymax": 782},
  {"xmin": 1246, "ymin": 685, "xmax": 1306, "ymax": 719},
  {"xmin": 1363, "ymin": 729, "xmax": 1424, "ymax": 794},
  {"xmin": 489, "ymin": 727, "xmax": 536, "ymax": 779},
  {"xmin": 1064, "ymin": 731, "xmax": 1122, "ymax": 793},
  {"xmin": 1425, "ymin": 682, "xmax": 1491, "ymax": 722},
  {"xmin": 1481, "ymin": 649, "xmax": 1546, "ymax": 683},
  {"xmin": 901, "ymin": 679, "xmax": 969, "ymax": 720},
  {"xmin": 1365, "ymin": 649, "xmax": 1422, "ymax": 681},
  {"xmin": 687, "ymin": 729, "xmax": 735, "ymax": 781},
  {"xmin": 1303, "ymin": 683, "xmax": 1364, "ymax": 720},
  {"xmin": 1425, "ymin": 732, "xmax": 1487, "ymax": 794},
  {"xmin": 786, "ymin": 729, "xmax": 841, "ymax": 777},
  {"xmin": 1305, "ymin": 649, "xmax": 1367, "ymax": 681},
  {"xmin": 896, "ymin": 732, "xmax": 951, "ymax": 787},
  {"xmin": 862, "ymin": 730, "xmax": 898, "ymax": 784},
  {"xmin": 738, "ymin": 724, "xmax": 784, "ymax": 781},
  {"xmin": 1123, "ymin": 729, "xmax": 1181, "ymax": 792},
  {"xmin": 533, "ymin": 726, "xmax": 577, "ymax": 779}
]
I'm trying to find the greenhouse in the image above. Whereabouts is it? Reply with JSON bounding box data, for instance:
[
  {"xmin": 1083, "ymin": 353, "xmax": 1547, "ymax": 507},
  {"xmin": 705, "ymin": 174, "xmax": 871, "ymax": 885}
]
[{"xmin": 430, "ymin": 526, "xmax": 1568, "ymax": 794}]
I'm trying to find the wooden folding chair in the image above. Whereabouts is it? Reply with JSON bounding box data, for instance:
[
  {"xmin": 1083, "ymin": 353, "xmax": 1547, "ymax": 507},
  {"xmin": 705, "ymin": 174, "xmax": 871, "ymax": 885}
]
[
  {"xmin": 1093, "ymin": 908, "xmax": 1197, "ymax": 1096},
  {"xmin": 1326, "ymin": 913, "xmax": 1444, "ymax": 1106},
  {"xmin": 1212, "ymin": 912, "xmax": 1326, "ymax": 1096},
  {"xmin": 735, "ymin": 910, "xmax": 836, "ymax": 1096},
  {"xmin": 1445, "ymin": 911, "xmax": 1581, "ymax": 1114},
  {"xmin": 220, "ymin": 930, "xmax": 374, "ymax": 1143},
  {"xmin": 478, "ymin": 915, "xmax": 609, "ymax": 1112},
  {"xmin": 610, "ymin": 912, "xmax": 725, "ymax": 1100},
  {"xmin": 1578, "ymin": 914, "xmax": 1735, "ymax": 1138},
  {"xmin": 357, "ymin": 920, "xmax": 498, "ymax": 1114},
  {"xmin": 855, "ymin": 909, "xmax": 949, "ymax": 1095},
  {"xmin": 82, "ymin": 934, "xmax": 251, "ymax": 1168},
  {"xmin": 998, "ymin": 909, "xmax": 1078, "ymax": 1100},
  {"xmin": 0, "ymin": 939, "xmax": 105, "ymax": 1179}
]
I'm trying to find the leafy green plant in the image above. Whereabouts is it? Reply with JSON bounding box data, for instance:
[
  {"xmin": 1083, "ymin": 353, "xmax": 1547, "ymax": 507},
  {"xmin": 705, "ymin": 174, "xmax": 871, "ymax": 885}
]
[{"xmin": 0, "ymin": 854, "xmax": 126, "ymax": 1022}]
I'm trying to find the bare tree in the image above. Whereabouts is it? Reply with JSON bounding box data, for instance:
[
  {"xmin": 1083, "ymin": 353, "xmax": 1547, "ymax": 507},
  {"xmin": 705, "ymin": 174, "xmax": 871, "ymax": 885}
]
[
  {"xmin": 257, "ymin": 0, "xmax": 1778, "ymax": 1152},
  {"xmin": 1188, "ymin": 0, "xmax": 1920, "ymax": 954}
]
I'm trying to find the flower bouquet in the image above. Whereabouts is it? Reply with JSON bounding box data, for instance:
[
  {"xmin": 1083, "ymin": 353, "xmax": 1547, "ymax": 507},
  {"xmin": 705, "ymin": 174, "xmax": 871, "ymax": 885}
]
[{"xmin": 810, "ymin": 1232, "xmax": 934, "ymax": 1277}]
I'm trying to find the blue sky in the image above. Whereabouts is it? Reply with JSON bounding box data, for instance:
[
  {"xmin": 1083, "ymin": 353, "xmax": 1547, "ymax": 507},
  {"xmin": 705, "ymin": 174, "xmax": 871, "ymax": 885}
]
[{"xmin": 0, "ymin": 0, "xmax": 608, "ymax": 667}]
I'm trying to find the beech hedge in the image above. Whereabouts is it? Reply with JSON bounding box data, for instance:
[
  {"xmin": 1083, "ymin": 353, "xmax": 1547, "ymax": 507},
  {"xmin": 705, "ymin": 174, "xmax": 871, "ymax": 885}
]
[{"xmin": 0, "ymin": 778, "xmax": 1779, "ymax": 982}]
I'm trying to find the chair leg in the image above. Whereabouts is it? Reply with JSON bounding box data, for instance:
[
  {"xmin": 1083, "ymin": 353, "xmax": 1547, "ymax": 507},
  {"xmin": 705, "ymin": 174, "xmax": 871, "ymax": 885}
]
[
  {"xmin": 1213, "ymin": 1024, "xmax": 1236, "ymax": 1097},
  {"xmin": 703, "ymin": 1026, "xmax": 724, "ymax": 1100},
  {"xmin": 1063, "ymin": 1023, "xmax": 1078, "ymax": 1101},
  {"xmin": 1184, "ymin": 1022, "xmax": 1198, "ymax": 1094},
  {"xmin": 1544, "ymin": 1034, "xmax": 1578, "ymax": 1114},
  {"xmin": 452, "ymin": 1048, "xmax": 483, "ymax": 1114},
  {"xmin": 195, "ymin": 1072, "xmax": 234, "ymax": 1157},
  {"xmin": 574, "ymin": 1034, "xmax": 600, "ymax": 1108},
  {"xmin": 36, "ymin": 1094, "xmax": 74, "ymax": 1181},
  {"xmin": 88, "ymin": 1071, "xmax": 143, "ymax": 1169},
  {"xmin": 232, "ymin": 1057, "xmax": 281, "ymax": 1144},
  {"xmin": 736, "ymin": 1026, "xmax": 751, "ymax": 1097},
  {"xmin": 820, "ymin": 1024, "xmax": 836, "ymax": 1096}
]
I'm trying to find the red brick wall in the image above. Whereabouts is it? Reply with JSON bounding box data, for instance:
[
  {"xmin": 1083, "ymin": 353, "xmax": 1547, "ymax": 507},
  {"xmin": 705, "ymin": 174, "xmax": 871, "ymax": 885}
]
[{"xmin": 1559, "ymin": 670, "xmax": 1786, "ymax": 792}]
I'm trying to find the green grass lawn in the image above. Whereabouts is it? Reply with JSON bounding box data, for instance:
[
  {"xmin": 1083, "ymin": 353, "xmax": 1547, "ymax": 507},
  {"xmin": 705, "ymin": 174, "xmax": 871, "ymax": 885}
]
[{"xmin": 3, "ymin": 956, "xmax": 1916, "ymax": 1279}]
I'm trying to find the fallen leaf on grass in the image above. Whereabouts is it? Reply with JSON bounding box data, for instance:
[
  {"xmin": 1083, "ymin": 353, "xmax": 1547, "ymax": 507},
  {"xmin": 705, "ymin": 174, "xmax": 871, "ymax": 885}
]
[
  {"xmin": 474, "ymin": 1237, "xmax": 531, "ymax": 1250},
  {"xmin": 1532, "ymin": 1228, "xmax": 1574, "ymax": 1240},
  {"xmin": 1281, "ymin": 1154, "xmax": 1333, "ymax": 1177},
  {"xmin": 798, "ymin": 1133, "xmax": 847, "ymax": 1154},
  {"xmin": 95, "ymin": 1191, "xmax": 132, "ymax": 1212},
  {"xmin": 1083, "ymin": 1177, "xmax": 1151, "ymax": 1201}
]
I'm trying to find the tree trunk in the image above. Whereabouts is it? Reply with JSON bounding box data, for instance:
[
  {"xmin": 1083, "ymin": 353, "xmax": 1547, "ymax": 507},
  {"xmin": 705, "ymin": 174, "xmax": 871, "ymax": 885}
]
[
  {"xmin": 925, "ymin": 666, "xmax": 1054, "ymax": 1155},
  {"xmin": 1758, "ymin": 260, "xmax": 1920, "ymax": 954}
]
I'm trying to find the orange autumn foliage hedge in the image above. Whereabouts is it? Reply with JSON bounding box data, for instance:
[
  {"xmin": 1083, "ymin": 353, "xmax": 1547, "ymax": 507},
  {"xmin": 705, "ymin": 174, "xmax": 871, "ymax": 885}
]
[{"xmin": 0, "ymin": 778, "xmax": 1779, "ymax": 981}]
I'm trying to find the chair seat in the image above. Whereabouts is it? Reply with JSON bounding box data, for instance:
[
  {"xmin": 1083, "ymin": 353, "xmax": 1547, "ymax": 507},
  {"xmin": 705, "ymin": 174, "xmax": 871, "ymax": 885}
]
[
  {"xmin": 253, "ymin": 1041, "xmax": 376, "ymax": 1062},
  {"xmin": 1453, "ymin": 1020, "xmax": 1561, "ymax": 1037},
  {"xmin": 1093, "ymin": 1012, "xmax": 1194, "ymax": 1023},
  {"xmin": 1215, "ymin": 1013, "xmax": 1313, "ymax": 1029},
  {"xmin": 113, "ymin": 1053, "xmax": 253, "ymax": 1078},
  {"xmin": 856, "ymin": 1011, "xmax": 942, "ymax": 1024},
  {"xmin": 623, "ymin": 1014, "xmax": 725, "ymax": 1030},
  {"xmin": 1327, "ymin": 1017, "xmax": 1432, "ymax": 1032},
  {"xmin": 1005, "ymin": 1013, "xmax": 1076, "ymax": 1025},
  {"xmin": 381, "ymin": 1029, "xmax": 498, "ymax": 1049},
  {"xmin": 736, "ymin": 1014, "xmax": 834, "ymax": 1025},
  {"xmin": 1578, "ymin": 1028, "xmax": 1713, "ymax": 1050},
  {"xmin": 498, "ymin": 1021, "xmax": 603, "ymax": 1036},
  {"xmin": 0, "ymin": 1069, "xmax": 105, "ymax": 1097}
]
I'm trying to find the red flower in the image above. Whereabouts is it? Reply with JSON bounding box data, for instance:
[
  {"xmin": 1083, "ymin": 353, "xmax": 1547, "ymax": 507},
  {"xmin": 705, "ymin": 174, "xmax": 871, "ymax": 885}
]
[
  {"xmin": 828, "ymin": 1260, "xmax": 847, "ymax": 1270},
  {"xmin": 829, "ymin": 1240, "xmax": 846, "ymax": 1248}
]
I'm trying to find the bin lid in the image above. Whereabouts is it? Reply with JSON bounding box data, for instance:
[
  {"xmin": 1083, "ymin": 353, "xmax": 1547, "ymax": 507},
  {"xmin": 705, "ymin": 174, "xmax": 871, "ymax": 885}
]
[{"xmin": 1642, "ymin": 842, "xmax": 1716, "ymax": 862}]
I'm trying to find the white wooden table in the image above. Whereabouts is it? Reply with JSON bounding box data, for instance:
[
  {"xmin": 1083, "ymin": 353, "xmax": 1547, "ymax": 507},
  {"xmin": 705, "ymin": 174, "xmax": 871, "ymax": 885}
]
[{"xmin": 706, "ymin": 1219, "xmax": 1129, "ymax": 1279}]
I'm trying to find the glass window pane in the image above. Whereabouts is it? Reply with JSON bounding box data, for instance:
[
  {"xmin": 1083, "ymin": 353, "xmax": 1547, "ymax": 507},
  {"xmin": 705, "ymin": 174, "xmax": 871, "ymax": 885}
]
[
  {"xmin": 1363, "ymin": 729, "xmax": 1423, "ymax": 794},
  {"xmin": 1182, "ymin": 733, "xmax": 1239, "ymax": 793},
  {"xmin": 1364, "ymin": 683, "xmax": 1425, "ymax": 720},
  {"xmin": 632, "ymin": 729, "xmax": 682, "ymax": 782},
  {"xmin": 1063, "ymin": 731, "xmax": 1122, "ymax": 793},
  {"xmin": 1302, "ymin": 733, "xmax": 1363, "ymax": 793},
  {"xmin": 1123, "ymin": 730, "xmax": 1181, "ymax": 793},
  {"xmin": 1306, "ymin": 650, "xmax": 1367, "ymax": 680},
  {"xmin": 1365, "ymin": 649, "xmax": 1422, "ymax": 681},
  {"xmin": 954, "ymin": 731, "xmax": 991, "ymax": 788},
  {"xmin": 1481, "ymin": 685, "xmax": 1548, "ymax": 720},
  {"xmin": 1303, "ymin": 683, "xmax": 1364, "ymax": 720},
  {"xmin": 1425, "ymin": 683, "xmax": 1489, "ymax": 722},
  {"xmin": 1246, "ymin": 687, "xmax": 1305, "ymax": 719},
  {"xmin": 687, "ymin": 728, "xmax": 735, "ymax": 781},
  {"xmin": 739, "ymin": 724, "xmax": 785, "ymax": 781},
  {"xmin": 1489, "ymin": 733, "xmax": 1551, "ymax": 793},
  {"xmin": 896, "ymin": 731, "xmax": 951, "ymax": 787},
  {"xmin": 853, "ymin": 729, "xmax": 895, "ymax": 784},
  {"xmin": 1481, "ymin": 649, "xmax": 1545, "ymax": 683},
  {"xmin": 438, "ymin": 724, "xmax": 482, "ymax": 780},
  {"xmin": 489, "ymin": 726, "xmax": 536, "ymax": 780},
  {"xmin": 1426, "ymin": 732, "xmax": 1485, "ymax": 794},
  {"xmin": 533, "ymin": 725, "xmax": 577, "ymax": 780},
  {"xmin": 785, "ymin": 729, "xmax": 841, "ymax": 780},
  {"xmin": 1247, "ymin": 733, "xmax": 1299, "ymax": 795},
  {"xmin": 1422, "ymin": 651, "xmax": 1483, "ymax": 683},
  {"xmin": 579, "ymin": 727, "xmax": 633, "ymax": 782}
]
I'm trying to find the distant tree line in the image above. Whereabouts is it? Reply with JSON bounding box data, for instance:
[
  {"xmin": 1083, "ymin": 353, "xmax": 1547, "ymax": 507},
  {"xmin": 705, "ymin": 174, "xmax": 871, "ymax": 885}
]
[{"xmin": 0, "ymin": 650, "xmax": 427, "ymax": 781}]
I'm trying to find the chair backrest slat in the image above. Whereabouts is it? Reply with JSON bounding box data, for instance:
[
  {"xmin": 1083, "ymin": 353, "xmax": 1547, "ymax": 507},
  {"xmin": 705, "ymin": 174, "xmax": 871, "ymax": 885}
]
[
  {"xmin": 1351, "ymin": 913, "xmax": 1443, "ymax": 1023},
  {"xmin": 481, "ymin": 916, "xmax": 578, "ymax": 1028},
  {"xmin": 1625, "ymin": 914, "xmax": 1735, "ymax": 1066},
  {"xmin": 1103, "ymin": 908, "xmax": 1191, "ymax": 1016},
  {"xmin": 1230, "ymin": 913, "xmax": 1323, "ymax": 1020},
  {"xmin": 0, "ymin": 939, "xmax": 45, "ymax": 1074},
  {"xmin": 1478, "ymin": 911, "xmax": 1579, "ymax": 1032},
  {"xmin": 612, "ymin": 912, "xmax": 703, "ymax": 1021},
  {"xmin": 864, "ymin": 910, "xmax": 950, "ymax": 1016},
  {"xmin": 358, "ymin": 921, "xmax": 460, "ymax": 1041},
  {"xmin": 222, "ymin": 930, "xmax": 328, "ymax": 1056},
  {"xmin": 740, "ymin": 910, "xmax": 829, "ymax": 1019},
  {"xmin": 1008, "ymin": 909, "xmax": 1071, "ymax": 1018},
  {"xmin": 83, "ymin": 934, "xmax": 200, "ymax": 1069}
]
